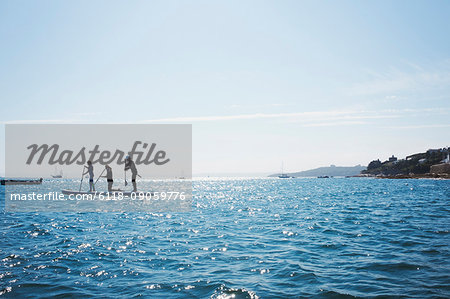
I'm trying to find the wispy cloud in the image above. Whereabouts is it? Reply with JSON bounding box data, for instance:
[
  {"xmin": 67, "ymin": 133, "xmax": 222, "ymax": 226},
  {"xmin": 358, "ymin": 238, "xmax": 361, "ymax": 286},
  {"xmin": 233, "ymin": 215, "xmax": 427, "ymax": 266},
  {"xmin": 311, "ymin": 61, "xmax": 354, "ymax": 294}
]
[
  {"xmin": 1, "ymin": 113, "xmax": 104, "ymax": 125},
  {"xmin": 227, "ymin": 103, "xmax": 293, "ymax": 110},
  {"xmin": 141, "ymin": 107, "xmax": 448, "ymax": 125},
  {"xmin": 142, "ymin": 110, "xmax": 367, "ymax": 123},
  {"xmin": 301, "ymin": 121, "xmax": 367, "ymax": 127},
  {"xmin": 144, "ymin": 112, "xmax": 311, "ymax": 122},
  {"xmin": 381, "ymin": 124, "xmax": 450, "ymax": 129},
  {"xmin": 4, "ymin": 108, "xmax": 448, "ymax": 128},
  {"xmin": 347, "ymin": 62, "xmax": 450, "ymax": 96},
  {"xmin": 2, "ymin": 119, "xmax": 81, "ymax": 124}
]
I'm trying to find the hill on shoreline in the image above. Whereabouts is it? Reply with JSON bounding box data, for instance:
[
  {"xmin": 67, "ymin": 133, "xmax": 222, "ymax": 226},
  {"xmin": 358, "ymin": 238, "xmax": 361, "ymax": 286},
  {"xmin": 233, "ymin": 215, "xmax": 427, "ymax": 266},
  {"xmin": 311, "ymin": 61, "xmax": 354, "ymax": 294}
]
[
  {"xmin": 362, "ymin": 147, "xmax": 449, "ymax": 176},
  {"xmin": 268, "ymin": 165, "xmax": 365, "ymax": 178}
]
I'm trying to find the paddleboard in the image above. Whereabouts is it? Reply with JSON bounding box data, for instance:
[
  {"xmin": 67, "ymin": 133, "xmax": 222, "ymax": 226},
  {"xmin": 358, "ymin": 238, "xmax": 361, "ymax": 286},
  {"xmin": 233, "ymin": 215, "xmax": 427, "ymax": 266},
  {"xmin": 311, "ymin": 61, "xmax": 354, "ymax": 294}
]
[{"xmin": 1, "ymin": 179, "xmax": 43, "ymax": 185}]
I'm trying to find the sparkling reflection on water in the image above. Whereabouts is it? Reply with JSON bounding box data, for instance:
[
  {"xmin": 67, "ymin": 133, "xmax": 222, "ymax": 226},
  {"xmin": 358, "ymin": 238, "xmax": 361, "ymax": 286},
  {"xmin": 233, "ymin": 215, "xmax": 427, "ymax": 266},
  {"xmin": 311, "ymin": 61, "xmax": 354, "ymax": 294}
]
[{"xmin": 1, "ymin": 178, "xmax": 449, "ymax": 298}]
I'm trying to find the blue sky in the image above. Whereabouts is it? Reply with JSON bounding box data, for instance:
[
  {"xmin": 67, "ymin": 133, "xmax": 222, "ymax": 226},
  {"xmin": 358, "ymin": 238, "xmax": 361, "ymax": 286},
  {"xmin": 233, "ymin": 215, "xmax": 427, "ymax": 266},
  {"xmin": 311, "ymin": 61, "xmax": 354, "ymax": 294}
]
[{"xmin": 1, "ymin": 1, "xmax": 450, "ymax": 175}]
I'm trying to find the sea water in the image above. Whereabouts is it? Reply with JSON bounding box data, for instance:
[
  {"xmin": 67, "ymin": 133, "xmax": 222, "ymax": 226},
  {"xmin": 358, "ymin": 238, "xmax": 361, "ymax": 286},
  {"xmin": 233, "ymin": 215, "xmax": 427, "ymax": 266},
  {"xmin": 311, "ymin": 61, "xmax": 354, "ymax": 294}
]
[{"xmin": 0, "ymin": 178, "xmax": 449, "ymax": 298}]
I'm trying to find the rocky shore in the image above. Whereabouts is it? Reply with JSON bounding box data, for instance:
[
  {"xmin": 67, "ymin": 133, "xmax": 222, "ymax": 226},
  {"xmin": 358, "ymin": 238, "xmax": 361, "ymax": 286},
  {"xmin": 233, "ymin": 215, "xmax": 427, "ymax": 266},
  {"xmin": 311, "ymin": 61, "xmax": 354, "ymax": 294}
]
[
  {"xmin": 376, "ymin": 173, "xmax": 450, "ymax": 179},
  {"xmin": 351, "ymin": 173, "xmax": 450, "ymax": 179}
]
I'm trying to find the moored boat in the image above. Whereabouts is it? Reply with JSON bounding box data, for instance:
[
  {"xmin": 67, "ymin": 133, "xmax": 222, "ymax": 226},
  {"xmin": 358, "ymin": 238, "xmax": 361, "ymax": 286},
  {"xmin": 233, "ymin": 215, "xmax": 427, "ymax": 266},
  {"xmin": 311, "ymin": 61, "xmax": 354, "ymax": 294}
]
[
  {"xmin": 51, "ymin": 167, "xmax": 63, "ymax": 178},
  {"xmin": 278, "ymin": 162, "xmax": 293, "ymax": 178},
  {"xmin": 278, "ymin": 174, "xmax": 292, "ymax": 178}
]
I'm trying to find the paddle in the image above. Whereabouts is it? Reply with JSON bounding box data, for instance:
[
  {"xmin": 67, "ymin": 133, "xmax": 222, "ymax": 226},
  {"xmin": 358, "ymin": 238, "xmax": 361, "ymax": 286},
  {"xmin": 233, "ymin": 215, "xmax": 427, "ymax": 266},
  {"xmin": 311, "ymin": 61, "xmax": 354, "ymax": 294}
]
[
  {"xmin": 94, "ymin": 168, "xmax": 106, "ymax": 187},
  {"xmin": 124, "ymin": 171, "xmax": 141, "ymax": 187},
  {"xmin": 79, "ymin": 166, "xmax": 87, "ymax": 191}
]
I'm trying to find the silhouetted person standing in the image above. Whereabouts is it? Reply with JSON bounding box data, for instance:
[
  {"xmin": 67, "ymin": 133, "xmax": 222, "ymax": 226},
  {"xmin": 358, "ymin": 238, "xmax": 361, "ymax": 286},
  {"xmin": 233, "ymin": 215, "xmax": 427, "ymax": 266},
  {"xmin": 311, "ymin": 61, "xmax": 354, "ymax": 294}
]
[
  {"xmin": 83, "ymin": 160, "xmax": 95, "ymax": 192},
  {"xmin": 101, "ymin": 165, "xmax": 114, "ymax": 192},
  {"xmin": 125, "ymin": 156, "xmax": 138, "ymax": 192}
]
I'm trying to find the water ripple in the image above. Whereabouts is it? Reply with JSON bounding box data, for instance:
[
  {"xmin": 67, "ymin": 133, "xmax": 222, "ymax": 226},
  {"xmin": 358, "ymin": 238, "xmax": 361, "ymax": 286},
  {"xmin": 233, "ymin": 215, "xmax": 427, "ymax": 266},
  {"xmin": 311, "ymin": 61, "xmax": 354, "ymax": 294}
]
[{"xmin": 1, "ymin": 178, "xmax": 449, "ymax": 298}]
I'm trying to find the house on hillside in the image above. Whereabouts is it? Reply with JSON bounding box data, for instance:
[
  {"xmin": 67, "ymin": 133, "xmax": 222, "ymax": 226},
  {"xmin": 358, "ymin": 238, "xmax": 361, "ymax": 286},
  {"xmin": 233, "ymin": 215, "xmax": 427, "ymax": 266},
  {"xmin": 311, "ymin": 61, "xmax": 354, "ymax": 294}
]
[
  {"xmin": 388, "ymin": 155, "xmax": 397, "ymax": 162},
  {"xmin": 442, "ymin": 153, "xmax": 450, "ymax": 164},
  {"xmin": 427, "ymin": 149, "xmax": 441, "ymax": 154},
  {"xmin": 406, "ymin": 153, "xmax": 425, "ymax": 161}
]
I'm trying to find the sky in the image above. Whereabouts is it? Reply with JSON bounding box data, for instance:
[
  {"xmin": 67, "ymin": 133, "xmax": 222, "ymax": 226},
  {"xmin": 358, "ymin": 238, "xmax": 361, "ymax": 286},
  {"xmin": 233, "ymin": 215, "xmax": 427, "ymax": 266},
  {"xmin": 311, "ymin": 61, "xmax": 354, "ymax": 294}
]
[{"xmin": 1, "ymin": 0, "xmax": 450, "ymax": 176}]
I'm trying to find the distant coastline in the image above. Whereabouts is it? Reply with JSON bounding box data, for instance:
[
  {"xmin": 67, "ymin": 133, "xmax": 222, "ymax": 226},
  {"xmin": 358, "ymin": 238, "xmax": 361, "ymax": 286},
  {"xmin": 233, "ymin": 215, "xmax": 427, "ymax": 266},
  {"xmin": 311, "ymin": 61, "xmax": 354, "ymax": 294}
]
[
  {"xmin": 268, "ymin": 146, "xmax": 450, "ymax": 179},
  {"xmin": 268, "ymin": 165, "xmax": 365, "ymax": 178}
]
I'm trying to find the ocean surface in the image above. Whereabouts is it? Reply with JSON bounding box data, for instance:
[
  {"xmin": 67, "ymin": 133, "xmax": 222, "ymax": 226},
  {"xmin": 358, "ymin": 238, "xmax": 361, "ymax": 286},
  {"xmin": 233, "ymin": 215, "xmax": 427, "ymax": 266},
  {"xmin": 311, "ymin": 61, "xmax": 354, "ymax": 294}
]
[{"xmin": 1, "ymin": 178, "xmax": 449, "ymax": 298}]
